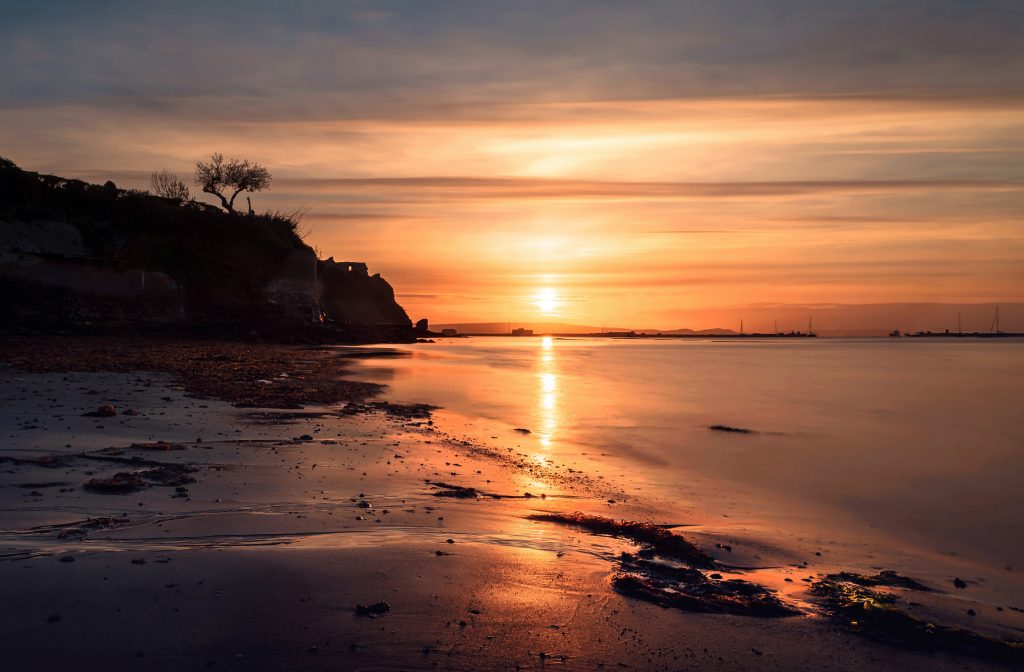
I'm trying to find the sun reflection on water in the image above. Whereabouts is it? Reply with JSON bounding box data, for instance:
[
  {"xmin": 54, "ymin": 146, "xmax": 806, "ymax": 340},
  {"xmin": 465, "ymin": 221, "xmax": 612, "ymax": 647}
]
[{"xmin": 535, "ymin": 336, "xmax": 559, "ymax": 455}]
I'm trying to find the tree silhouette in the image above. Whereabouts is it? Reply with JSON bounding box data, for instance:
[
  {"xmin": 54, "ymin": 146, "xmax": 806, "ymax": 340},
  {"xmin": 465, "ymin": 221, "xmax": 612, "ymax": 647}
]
[
  {"xmin": 194, "ymin": 153, "xmax": 271, "ymax": 214},
  {"xmin": 150, "ymin": 169, "xmax": 191, "ymax": 202}
]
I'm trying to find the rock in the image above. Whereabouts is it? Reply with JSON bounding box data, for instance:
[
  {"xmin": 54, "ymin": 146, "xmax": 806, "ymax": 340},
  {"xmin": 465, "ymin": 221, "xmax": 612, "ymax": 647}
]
[
  {"xmin": 954, "ymin": 577, "xmax": 967, "ymax": 589},
  {"xmin": 58, "ymin": 555, "xmax": 75, "ymax": 563},
  {"xmin": 47, "ymin": 614, "xmax": 61, "ymax": 624},
  {"xmin": 513, "ymin": 428, "xmax": 532, "ymax": 434}
]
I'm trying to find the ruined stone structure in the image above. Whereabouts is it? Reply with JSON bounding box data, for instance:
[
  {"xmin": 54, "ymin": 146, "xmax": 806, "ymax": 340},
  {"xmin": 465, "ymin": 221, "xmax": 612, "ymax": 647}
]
[{"xmin": 317, "ymin": 257, "xmax": 411, "ymax": 340}]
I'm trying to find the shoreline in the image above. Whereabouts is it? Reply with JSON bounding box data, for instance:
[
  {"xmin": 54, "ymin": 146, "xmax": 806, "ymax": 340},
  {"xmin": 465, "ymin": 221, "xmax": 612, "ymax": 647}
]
[{"xmin": 1, "ymin": 335, "xmax": 1021, "ymax": 670}]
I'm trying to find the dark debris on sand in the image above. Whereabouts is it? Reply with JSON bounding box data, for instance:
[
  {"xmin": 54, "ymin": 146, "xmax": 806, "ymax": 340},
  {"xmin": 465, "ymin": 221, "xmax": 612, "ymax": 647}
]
[
  {"xmin": 613, "ymin": 554, "xmax": 798, "ymax": 617},
  {"xmin": 529, "ymin": 512, "xmax": 716, "ymax": 568},
  {"xmin": 83, "ymin": 455, "xmax": 198, "ymax": 493},
  {"xmin": 0, "ymin": 337, "xmax": 382, "ymax": 409},
  {"xmin": 530, "ymin": 512, "xmax": 796, "ymax": 617},
  {"xmin": 708, "ymin": 424, "xmax": 755, "ymax": 434},
  {"xmin": 83, "ymin": 472, "xmax": 148, "ymax": 494},
  {"xmin": 28, "ymin": 515, "xmax": 134, "ymax": 540},
  {"xmin": 811, "ymin": 572, "xmax": 1024, "ymax": 663},
  {"xmin": 342, "ymin": 401, "xmax": 438, "ymax": 420},
  {"xmin": 355, "ymin": 601, "xmax": 391, "ymax": 617}
]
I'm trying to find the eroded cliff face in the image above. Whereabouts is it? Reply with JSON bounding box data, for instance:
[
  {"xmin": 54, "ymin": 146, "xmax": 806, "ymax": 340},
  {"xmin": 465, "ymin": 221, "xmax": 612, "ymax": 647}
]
[
  {"xmin": 0, "ymin": 220, "xmax": 186, "ymax": 327},
  {"xmin": 1, "ymin": 220, "xmax": 414, "ymax": 341},
  {"xmin": 317, "ymin": 258, "xmax": 412, "ymax": 341}
]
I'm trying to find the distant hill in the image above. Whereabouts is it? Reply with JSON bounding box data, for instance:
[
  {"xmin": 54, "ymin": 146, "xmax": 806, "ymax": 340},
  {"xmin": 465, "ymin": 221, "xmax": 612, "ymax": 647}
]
[{"xmin": 430, "ymin": 322, "xmax": 737, "ymax": 335}]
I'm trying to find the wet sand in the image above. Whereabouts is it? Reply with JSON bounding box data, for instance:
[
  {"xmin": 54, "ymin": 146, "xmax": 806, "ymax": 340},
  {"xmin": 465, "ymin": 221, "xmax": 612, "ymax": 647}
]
[{"xmin": 1, "ymin": 337, "xmax": 1021, "ymax": 670}]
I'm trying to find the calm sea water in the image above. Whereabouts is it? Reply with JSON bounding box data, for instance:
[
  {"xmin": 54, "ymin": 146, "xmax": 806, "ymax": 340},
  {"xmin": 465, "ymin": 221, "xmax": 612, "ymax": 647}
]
[{"xmin": 347, "ymin": 337, "xmax": 1024, "ymax": 573}]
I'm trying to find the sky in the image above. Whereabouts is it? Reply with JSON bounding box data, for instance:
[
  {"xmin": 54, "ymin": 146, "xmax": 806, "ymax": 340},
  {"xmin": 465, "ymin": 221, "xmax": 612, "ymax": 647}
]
[{"xmin": 2, "ymin": 0, "xmax": 1023, "ymax": 332}]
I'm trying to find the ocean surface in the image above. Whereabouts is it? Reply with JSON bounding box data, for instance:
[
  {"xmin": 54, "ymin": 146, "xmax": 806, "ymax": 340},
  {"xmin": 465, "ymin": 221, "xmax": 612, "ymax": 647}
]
[{"xmin": 346, "ymin": 336, "xmax": 1024, "ymax": 576}]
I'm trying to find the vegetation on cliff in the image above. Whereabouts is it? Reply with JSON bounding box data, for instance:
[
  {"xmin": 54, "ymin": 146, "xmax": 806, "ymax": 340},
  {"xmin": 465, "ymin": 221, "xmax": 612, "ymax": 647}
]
[{"xmin": 0, "ymin": 157, "xmax": 308, "ymax": 311}]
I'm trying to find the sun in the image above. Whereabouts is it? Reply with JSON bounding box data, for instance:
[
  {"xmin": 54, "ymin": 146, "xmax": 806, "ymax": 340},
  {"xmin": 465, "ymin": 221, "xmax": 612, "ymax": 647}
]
[{"xmin": 533, "ymin": 287, "xmax": 561, "ymax": 314}]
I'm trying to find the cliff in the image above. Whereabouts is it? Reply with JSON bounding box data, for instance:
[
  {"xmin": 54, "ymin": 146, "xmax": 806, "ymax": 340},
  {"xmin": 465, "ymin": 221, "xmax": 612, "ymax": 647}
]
[
  {"xmin": 0, "ymin": 160, "xmax": 412, "ymax": 342},
  {"xmin": 318, "ymin": 258, "xmax": 412, "ymax": 341}
]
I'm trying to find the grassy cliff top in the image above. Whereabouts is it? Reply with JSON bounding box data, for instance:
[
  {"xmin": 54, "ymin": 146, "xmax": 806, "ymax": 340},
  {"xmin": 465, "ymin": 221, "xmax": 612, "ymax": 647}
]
[{"xmin": 0, "ymin": 158, "xmax": 311, "ymax": 292}]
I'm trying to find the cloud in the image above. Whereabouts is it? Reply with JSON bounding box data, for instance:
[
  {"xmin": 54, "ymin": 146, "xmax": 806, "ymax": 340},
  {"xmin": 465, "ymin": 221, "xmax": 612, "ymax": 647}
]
[{"xmin": 2, "ymin": 1, "xmax": 1023, "ymax": 325}]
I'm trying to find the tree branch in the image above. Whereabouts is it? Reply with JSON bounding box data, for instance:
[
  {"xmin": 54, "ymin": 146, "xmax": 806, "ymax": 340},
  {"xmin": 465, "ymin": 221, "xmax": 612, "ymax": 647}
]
[{"xmin": 203, "ymin": 185, "xmax": 232, "ymax": 213}]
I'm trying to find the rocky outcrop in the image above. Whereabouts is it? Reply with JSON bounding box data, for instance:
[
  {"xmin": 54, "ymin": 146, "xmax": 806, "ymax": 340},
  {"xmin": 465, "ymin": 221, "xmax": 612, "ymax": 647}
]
[
  {"xmin": 0, "ymin": 163, "xmax": 414, "ymax": 342},
  {"xmin": 318, "ymin": 258, "xmax": 412, "ymax": 340}
]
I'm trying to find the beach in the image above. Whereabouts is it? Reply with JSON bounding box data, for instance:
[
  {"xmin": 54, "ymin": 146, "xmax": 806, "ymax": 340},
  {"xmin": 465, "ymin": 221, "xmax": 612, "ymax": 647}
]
[{"xmin": 1, "ymin": 336, "xmax": 1022, "ymax": 671}]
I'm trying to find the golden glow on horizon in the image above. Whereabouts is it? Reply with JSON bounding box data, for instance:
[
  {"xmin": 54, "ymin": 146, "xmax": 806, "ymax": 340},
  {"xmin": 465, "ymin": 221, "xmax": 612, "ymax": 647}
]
[{"xmin": 9, "ymin": 96, "xmax": 1021, "ymax": 330}]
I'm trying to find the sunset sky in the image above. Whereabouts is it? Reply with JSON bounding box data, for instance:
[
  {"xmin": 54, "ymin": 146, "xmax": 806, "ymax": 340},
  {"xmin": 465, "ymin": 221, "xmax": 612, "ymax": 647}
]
[{"xmin": 2, "ymin": 1, "xmax": 1022, "ymax": 332}]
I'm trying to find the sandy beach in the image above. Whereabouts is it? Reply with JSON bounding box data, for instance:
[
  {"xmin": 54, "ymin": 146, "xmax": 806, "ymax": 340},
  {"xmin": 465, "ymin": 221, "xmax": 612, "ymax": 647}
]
[{"xmin": 0, "ymin": 336, "xmax": 1020, "ymax": 671}]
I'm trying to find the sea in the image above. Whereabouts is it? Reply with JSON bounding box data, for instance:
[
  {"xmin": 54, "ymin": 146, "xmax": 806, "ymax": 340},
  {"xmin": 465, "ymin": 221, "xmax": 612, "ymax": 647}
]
[{"xmin": 345, "ymin": 336, "xmax": 1024, "ymax": 586}]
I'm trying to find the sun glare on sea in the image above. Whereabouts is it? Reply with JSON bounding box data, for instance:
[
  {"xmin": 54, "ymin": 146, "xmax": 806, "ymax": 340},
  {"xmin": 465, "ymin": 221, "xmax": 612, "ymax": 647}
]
[{"xmin": 533, "ymin": 287, "xmax": 561, "ymax": 314}]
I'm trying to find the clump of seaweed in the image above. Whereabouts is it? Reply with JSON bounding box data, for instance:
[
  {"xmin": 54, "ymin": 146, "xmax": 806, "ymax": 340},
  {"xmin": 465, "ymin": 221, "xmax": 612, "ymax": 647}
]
[
  {"xmin": 613, "ymin": 554, "xmax": 798, "ymax": 617},
  {"xmin": 342, "ymin": 401, "xmax": 437, "ymax": 420},
  {"xmin": 427, "ymin": 482, "xmax": 482, "ymax": 498},
  {"xmin": 827, "ymin": 570, "xmax": 932, "ymax": 592},
  {"xmin": 129, "ymin": 441, "xmax": 185, "ymax": 451},
  {"xmin": 84, "ymin": 472, "xmax": 147, "ymax": 493},
  {"xmin": 137, "ymin": 463, "xmax": 196, "ymax": 487},
  {"xmin": 529, "ymin": 512, "xmax": 717, "ymax": 568},
  {"xmin": 811, "ymin": 573, "xmax": 1024, "ymax": 662},
  {"xmin": 84, "ymin": 462, "xmax": 197, "ymax": 493},
  {"xmin": 708, "ymin": 424, "xmax": 755, "ymax": 434}
]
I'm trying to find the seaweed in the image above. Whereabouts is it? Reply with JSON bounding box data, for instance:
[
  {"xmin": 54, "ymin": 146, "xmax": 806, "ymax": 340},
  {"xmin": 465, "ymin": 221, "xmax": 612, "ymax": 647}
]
[
  {"xmin": 84, "ymin": 472, "xmax": 147, "ymax": 493},
  {"xmin": 612, "ymin": 554, "xmax": 798, "ymax": 617},
  {"xmin": 529, "ymin": 512, "xmax": 716, "ymax": 568},
  {"xmin": 811, "ymin": 574, "xmax": 1024, "ymax": 662},
  {"xmin": 708, "ymin": 425, "xmax": 754, "ymax": 434},
  {"xmin": 827, "ymin": 570, "xmax": 932, "ymax": 592}
]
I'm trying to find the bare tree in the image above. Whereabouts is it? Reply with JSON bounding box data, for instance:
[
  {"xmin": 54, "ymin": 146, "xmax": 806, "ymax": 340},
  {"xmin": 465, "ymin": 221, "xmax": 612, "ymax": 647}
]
[
  {"xmin": 150, "ymin": 169, "xmax": 191, "ymax": 201},
  {"xmin": 194, "ymin": 153, "xmax": 271, "ymax": 214}
]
